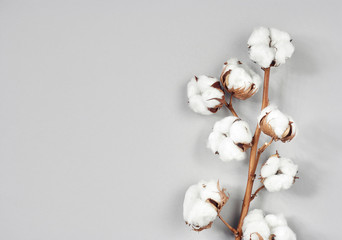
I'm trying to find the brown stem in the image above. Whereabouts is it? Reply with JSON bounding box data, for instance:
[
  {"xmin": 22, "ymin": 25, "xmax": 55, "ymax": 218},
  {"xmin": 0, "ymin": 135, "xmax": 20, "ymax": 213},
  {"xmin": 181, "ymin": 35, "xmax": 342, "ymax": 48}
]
[
  {"xmin": 256, "ymin": 138, "xmax": 274, "ymax": 163},
  {"xmin": 261, "ymin": 67, "xmax": 270, "ymax": 109},
  {"xmin": 251, "ymin": 185, "xmax": 265, "ymax": 201},
  {"xmin": 224, "ymin": 94, "xmax": 239, "ymax": 117},
  {"xmin": 218, "ymin": 213, "xmax": 238, "ymax": 236},
  {"xmin": 235, "ymin": 67, "xmax": 271, "ymax": 240}
]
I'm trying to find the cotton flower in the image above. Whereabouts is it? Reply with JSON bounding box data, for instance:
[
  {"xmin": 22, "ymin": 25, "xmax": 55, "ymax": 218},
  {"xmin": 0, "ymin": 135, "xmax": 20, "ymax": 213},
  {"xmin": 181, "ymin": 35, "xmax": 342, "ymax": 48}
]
[
  {"xmin": 242, "ymin": 209, "xmax": 296, "ymax": 240},
  {"xmin": 183, "ymin": 180, "xmax": 229, "ymax": 231},
  {"xmin": 220, "ymin": 58, "xmax": 262, "ymax": 100},
  {"xmin": 258, "ymin": 105, "xmax": 296, "ymax": 142},
  {"xmin": 248, "ymin": 27, "xmax": 295, "ymax": 68},
  {"xmin": 207, "ymin": 116, "xmax": 252, "ymax": 161},
  {"xmin": 261, "ymin": 154, "xmax": 298, "ymax": 192},
  {"xmin": 187, "ymin": 75, "xmax": 225, "ymax": 115}
]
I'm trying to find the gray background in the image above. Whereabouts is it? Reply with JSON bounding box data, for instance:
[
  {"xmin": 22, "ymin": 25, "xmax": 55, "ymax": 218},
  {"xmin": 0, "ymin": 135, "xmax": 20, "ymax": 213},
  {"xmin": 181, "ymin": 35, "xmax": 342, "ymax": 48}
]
[{"xmin": 0, "ymin": 0, "xmax": 341, "ymax": 239}]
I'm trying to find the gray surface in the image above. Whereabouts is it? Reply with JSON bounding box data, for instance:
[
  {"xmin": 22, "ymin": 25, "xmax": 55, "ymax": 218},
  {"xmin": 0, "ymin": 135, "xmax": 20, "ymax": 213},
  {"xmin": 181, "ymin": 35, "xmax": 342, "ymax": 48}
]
[{"xmin": 0, "ymin": 0, "xmax": 341, "ymax": 239}]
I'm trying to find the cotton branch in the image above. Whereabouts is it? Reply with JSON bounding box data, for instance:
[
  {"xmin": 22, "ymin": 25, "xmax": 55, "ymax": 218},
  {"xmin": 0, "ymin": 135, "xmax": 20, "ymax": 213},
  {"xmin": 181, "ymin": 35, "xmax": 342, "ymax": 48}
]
[
  {"xmin": 256, "ymin": 138, "xmax": 274, "ymax": 162},
  {"xmin": 218, "ymin": 213, "xmax": 238, "ymax": 236},
  {"xmin": 184, "ymin": 27, "xmax": 298, "ymax": 240},
  {"xmin": 235, "ymin": 67, "xmax": 271, "ymax": 240},
  {"xmin": 251, "ymin": 185, "xmax": 265, "ymax": 201},
  {"xmin": 258, "ymin": 138, "xmax": 274, "ymax": 154},
  {"xmin": 224, "ymin": 94, "xmax": 239, "ymax": 118}
]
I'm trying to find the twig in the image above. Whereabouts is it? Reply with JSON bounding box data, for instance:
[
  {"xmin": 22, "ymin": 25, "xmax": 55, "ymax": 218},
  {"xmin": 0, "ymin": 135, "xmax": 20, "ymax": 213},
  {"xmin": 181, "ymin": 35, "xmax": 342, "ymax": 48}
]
[
  {"xmin": 218, "ymin": 213, "xmax": 238, "ymax": 236},
  {"xmin": 256, "ymin": 138, "xmax": 274, "ymax": 163},
  {"xmin": 251, "ymin": 185, "xmax": 265, "ymax": 201},
  {"xmin": 235, "ymin": 67, "xmax": 271, "ymax": 240},
  {"xmin": 224, "ymin": 94, "xmax": 239, "ymax": 118},
  {"xmin": 258, "ymin": 138, "xmax": 274, "ymax": 154}
]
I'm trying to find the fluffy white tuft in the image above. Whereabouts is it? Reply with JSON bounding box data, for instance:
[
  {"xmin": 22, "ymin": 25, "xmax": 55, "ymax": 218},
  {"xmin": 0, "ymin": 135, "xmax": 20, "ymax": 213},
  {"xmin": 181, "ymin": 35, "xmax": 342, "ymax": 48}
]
[
  {"xmin": 187, "ymin": 75, "xmax": 224, "ymax": 115},
  {"xmin": 243, "ymin": 209, "xmax": 296, "ymax": 240},
  {"xmin": 260, "ymin": 156, "xmax": 280, "ymax": 178},
  {"xmin": 229, "ymin": 120, "xmax": 253, "ymax": 144},
  {"xmin": 248, "ymin": 27, "xmax": 294, "ymax": 68},
  {"xmin": 183, "ymin": 180, "xmax": 226, "ymax": 230},
  {"xmin": 218, "ymin": 138, "xmax": 246, "ymax": 162},
  {"xmin": 261, "ymin": 155, "xmax": 298, "ymax": 192},
  {"xmin": 207, "ymin": 117, "xmax": 252, "ymax": 162}
]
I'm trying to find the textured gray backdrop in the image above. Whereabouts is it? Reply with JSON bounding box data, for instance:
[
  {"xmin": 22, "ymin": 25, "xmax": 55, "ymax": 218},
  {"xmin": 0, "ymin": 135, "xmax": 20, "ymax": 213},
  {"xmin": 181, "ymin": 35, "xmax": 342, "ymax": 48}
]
[{"xmin": 0, "ymin": 0, "xmax": 341, "ymax": 239}]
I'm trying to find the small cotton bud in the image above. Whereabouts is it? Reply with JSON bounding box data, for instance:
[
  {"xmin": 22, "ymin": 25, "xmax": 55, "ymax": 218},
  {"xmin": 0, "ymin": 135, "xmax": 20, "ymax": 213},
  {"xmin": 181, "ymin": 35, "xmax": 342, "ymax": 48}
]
[
  {"xmin": 220, "ymin": 58, "xmax": 261, "ymax": 100},
  {"xmin": 207, "ymin": 117, "xmax": 253, "ymax": 162},
  {"xmin": 187, "ymin": 75, "xmax": 225, "ymax": 115},
  {"xmin": 260, "ymin": 154, "xmax": 298, "ymax": 192},
  {"xmin": 183, "ymin": 180, "xmax": 229, "ymax": 231},
  {"xmin": 248, "ymin": 27, "xmax": 295, "ymax": 68},
  {"xmin": 258, "ymin": 105, "xmax": 296, "ymax": 142}
]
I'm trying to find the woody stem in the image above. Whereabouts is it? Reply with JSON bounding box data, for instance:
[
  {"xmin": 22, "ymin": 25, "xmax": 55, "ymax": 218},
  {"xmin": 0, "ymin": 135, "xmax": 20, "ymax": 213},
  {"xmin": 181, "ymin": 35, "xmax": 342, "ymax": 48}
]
[
  {"xmin": 225, "ymin": 94, "xmax": 239, "ymax": 117},
  {"xmin": 256, "ymin": 138, "xmax": 274, "ymax": 163},
  {"xmin": 218, "ymin": 213, "xmax": 237, "ymax": 236},
  {"xmin": 234, "ymin": 67, "xmax": 271, "ymax": 240},
  {"xmin": 251, "ymin": 185, "xmax": 265, "ymax": 201}
]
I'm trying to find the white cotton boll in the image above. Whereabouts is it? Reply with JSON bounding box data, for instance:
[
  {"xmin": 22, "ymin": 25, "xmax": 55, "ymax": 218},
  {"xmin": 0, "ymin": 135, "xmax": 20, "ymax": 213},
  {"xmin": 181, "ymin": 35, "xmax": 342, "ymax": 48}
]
[
  {"xmin": 272, "ymin": 226, "xmax": 296, "ymax": 240},
  {"xmin": 243, "ymin": 221, "xmax": 270, "ymax": 240},
  {"xmin": 196, "ymin": 75, "xmax": 217, "ymax": 92},
  {"xmin": 279, "ymin": 158, "xmax": 298, "ymax": 177},
  {"xmin": 208, "ymin": 117, "xmax": 251, "ymax": 162},
  {"xmin": 242, "ymin": 209, "xmax": 265, "ymax": 228},
  {"xmin": 213, "ymin": 116, "xmax": 239, "ymax": 134},
  {"xmin": 248, "ymin": 27, "xmax": 270, "ymax": 46},
  {"xmin": 228, "ymin": 67, "xmax": 253, "ymax": 89},
  {"xmin": 187, "ymin": 78, "xmax": 200, "ymax": 98},
  {"xmin": 220, "ymin": 58, "xmax": 261, "ymax": 100},
  {"xmin": 265, "ymin": 214, "xmax": 287, "ymax": 229},
  {"xmin": 266, "ymin": 109, "xmax": 289, "ymax": 138},
  {"xmin": 207, "ymin": 132, "xmax": 226, "ymax": 154},
  {"xmin": 270, "ymin": 28, "xmax": 291, "ymax": 43},
  {"xmin": 224, "ymin": 60, "xmax": 261, "ymax": 90},
  {"xmin": 274, "ymin": 41, "xmax": 295, "ymax": 65},
  {"xmin": 281, "ymin": 175, "xmax": 295, "ymax": 190},
  {"xmin": 187, "ymin": 75, "xmax": 224, "ymax": 115},
  {"xmin": 218, "ymin": 138, "xmax": 246, "ymax": 162},
  {"xmin": 265, "ymin": 175, "xmax": 294, "ymax": 192},
  {"xmin": 263, "ymin": 175, "xmax": 284, "ymax": 192},
  {"xmin": 258, "ymin": 105, "xmax": 277, "ymax": 123},
  {"xmin": 186, "ymin": 199, "xmax": 217, "ymax": 229},
  {"xmin": 201, "ymin": 88, "xmax": 222, "ymax": 108},
  {"xmin": 188, "ymin": 95, "xmax": 212, "ymax": 115},
  {"xmin": 261, "ymin": 156, "xmax": 280, "ymax": 178},
  {"xmin": 261, "ymin": 155, "xmax": 297, "ymax": 192},
  {"xmin": 229, "ymin": 120, "xmax": 253, "ymax": 144},
  {"xmin": 243, "ymin": 210, "xmax": 296, "ymax": 240},
  {"xmin": 183, "ymin": 180, "xmax": 229, "ymax": 231},
  {"xmin": 199, "ymin": 180, "xmax": 222, "ymax": 204},
  {"xmin": 249, "ymin": 44, "xmax": 275, "ymax": 68},
  {"xmin": 259, "ymin": 105, "xmax": 296, "ymax": 142},
  {"xmin": 248, "ymin": 27, "xmax": 294, "ymax": 67},
  {"xmin": 183, "ymin": 185, "xmax": 201, "ymax": 220}
]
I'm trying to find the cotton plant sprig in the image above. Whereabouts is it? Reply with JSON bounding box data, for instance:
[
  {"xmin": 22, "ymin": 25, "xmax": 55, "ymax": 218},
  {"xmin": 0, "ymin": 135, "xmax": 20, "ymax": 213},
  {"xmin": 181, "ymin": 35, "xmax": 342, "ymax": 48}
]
[{"xmin": 183, "ymin": 27, "xmax": 298, "ymax": 240}]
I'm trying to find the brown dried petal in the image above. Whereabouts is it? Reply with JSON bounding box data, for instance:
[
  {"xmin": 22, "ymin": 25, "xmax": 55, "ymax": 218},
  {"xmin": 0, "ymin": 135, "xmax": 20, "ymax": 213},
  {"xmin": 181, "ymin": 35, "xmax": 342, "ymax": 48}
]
[
  {"xmin": 280, "ymin": 122, "xmax": 296, "ymax": 142},
  {"xmin": 236, "ymin": 142, "xmax": 252, "ymax": 152}
]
